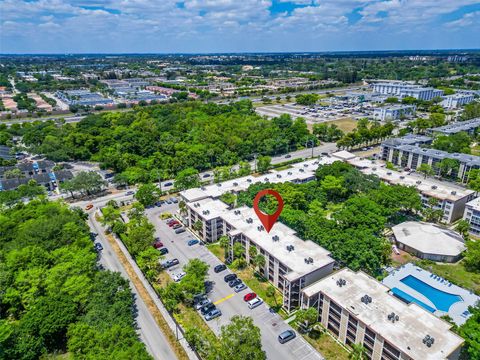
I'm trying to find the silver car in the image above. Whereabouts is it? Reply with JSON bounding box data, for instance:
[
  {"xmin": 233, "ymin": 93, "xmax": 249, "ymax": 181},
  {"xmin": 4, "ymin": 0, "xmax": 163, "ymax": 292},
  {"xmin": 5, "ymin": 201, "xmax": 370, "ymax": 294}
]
[{"xmin": 234, "ymin": 283, "xmax": 247, "ymax": 293}]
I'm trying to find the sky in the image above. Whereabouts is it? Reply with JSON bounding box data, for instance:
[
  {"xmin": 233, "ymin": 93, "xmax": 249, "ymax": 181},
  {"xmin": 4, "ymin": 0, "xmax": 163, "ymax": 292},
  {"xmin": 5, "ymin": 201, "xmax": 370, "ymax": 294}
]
[{"xmin": 1, "ymin": 0, "xmax": 479, "ymax": 54}]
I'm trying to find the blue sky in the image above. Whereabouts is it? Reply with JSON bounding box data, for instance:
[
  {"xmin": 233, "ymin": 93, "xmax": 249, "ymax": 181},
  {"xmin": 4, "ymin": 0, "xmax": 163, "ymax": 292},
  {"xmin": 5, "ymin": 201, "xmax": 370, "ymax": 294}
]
[{"xmin": 1, "ymin": 0, "xmax": 479, "ymax": 53}]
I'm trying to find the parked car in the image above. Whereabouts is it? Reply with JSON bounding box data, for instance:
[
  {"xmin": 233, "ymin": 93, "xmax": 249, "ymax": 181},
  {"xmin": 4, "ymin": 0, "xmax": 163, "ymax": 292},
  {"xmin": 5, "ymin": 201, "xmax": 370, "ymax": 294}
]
[
  {"xmin": 234, "ymin": 283, "xmax": 247, "ymax": 293},
  {"xmin": 228, "ymin": 279, "xmax": 242, "ymax": 288},
  {"xmin": 285, "ymin": 154, "xmax": 292, "ymax": 158},
  {"xmin": 172, "ymin": 223, "xmax": 182, "ymax": 229},
  {"xmin": 224, "ymin": 274, "xmax": 237, "ymax": 282},
  {"xmin": 155, "ymin": 201, "xmax": 162, "ymax": 207},
  {"xmin": 202, "ymin": 173, "xmax": 210, "ymax": 178},
  {"xmin": 168, "ymin": 221, "xmax": 180, "ymax": 227},
  {"xmin": 205, "ymin": 308, "xmax": 222, "ymax": 321},
  {"xmin": 174, "ymin": 228, "xmax": 186, "ymax": 234},
  {"xmin": 165, "ymin": 199, "xmax": 172, "ymax": 204},
  {"xmin": 171, "ymin": 197, "xmax": 178, "ymax": 203},
  {"xmin": 247, "ymin": 297, "xmax": 263, "ymax": 309},
  {"xmin": 214, "ymin": 264, "xmax": 227, "ymax": 273},
  {"xmin": 164, "ymin": 182, "xmax": 173, "ymax": 187},
  {"xmin": 278, "ymin": 330, "xmax": 296, "ymax": 344},
  {"xmin": 200, "ymin": 303, "xmax": 216, "ymax": 315},
  {"xmin": 85, "ymin": 204, "xmax": 94, "ymax": 210},
  {"xmin": 243, "ymin": 292, "xmax": 257, "ymax": 302},
  {"xmin": 158, "ymin": 247, "xmax": 169, "ymax": 255},
  {"xmin": 126, "ymin": 190, "xmax": 135, "ymax": 196},
  {"xmin": 162, "ymin": 258, "xmax": 180, "ymax": 268},
  {"xmin": 94, "ymin": 242, "xmax": 103, "ymax": 251},
  {"xmin": 153, "ymin": 241, "xmax": 164, "ymax": 249},
  {"xmin": 187, "ymin": 239, "xmax": 199, "ymax": 246},
  {"xmin": 195, "ymin": 298, "xmax": 211, "ymax": 310},
  {"xmin": 173, "ymin": 272, "xmax": 186, "ymax": 282}
]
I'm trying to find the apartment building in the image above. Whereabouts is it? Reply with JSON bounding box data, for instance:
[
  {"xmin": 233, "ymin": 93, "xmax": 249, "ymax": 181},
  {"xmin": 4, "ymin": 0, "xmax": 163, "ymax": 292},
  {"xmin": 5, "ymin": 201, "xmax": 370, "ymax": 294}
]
[
  {"xmin": 372, "ymin": 82, "xmax": 444, "ymax": 101},
  {"xmin": 301, "ymin": 269, "xmax": 464, "ymax": 360},
  {"xmin": 427, "ymin": 117, "xmax": 480, "ymax": 136},
  {"xmin": 463, "ymin": 197, "xmax": 480, "ymax": 236},
  {"xmin": 346, "ymin": 156, "xmax": 476, "ymax": 223},
  {"xmin": 373, "ymin": 105, "xmax": 416, "ymax": 121},
  {"xmin": 441, "ymin": 94, "xmax": 475, "ymax": 109},
  {"xmin": 380, "ymin": 140, "xmax": 480, "ymax": 183},
  {"xmin": 184, "ymin": 197, "xmax": 334, "ymax": 313}
]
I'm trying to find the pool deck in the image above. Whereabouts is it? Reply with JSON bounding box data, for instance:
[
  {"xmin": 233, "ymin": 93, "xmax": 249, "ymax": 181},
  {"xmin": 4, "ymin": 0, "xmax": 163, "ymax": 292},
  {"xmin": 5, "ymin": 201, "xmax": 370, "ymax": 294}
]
[{"xmin": 382, "ymin": 263, "xmax": 480, "ymax": 325}]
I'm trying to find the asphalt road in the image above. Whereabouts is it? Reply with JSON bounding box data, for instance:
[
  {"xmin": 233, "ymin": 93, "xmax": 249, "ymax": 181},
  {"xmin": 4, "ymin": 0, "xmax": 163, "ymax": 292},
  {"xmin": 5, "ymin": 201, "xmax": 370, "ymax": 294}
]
[
  {"xmin": 85, "ymin": 207, "xmax": 178, "ymax": 360},
  {"xmin": 146, "ymin": 205, "xmax": 324, "ymax": 360}
]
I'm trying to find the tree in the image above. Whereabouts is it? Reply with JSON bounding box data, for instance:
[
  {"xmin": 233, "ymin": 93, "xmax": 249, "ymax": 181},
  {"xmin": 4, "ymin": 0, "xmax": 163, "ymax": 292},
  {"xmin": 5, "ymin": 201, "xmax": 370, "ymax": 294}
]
[
  {"xmin": 467, "ymin": 169, "xmax": 480, "ymax": 192},
  {"xmin": 257, "ymin": 156, "xmax": 271, "ymax": 173},
  {"xmin": 233, "ymin": 242, "xmax": 244, "ymax": 259},
  {"xmin": 456, "ymin": 220, "xmax": 470, "ymax": 240},
  {"xmin": 417, "ymin": 163, "xmax": 434, "ymax": 179},
  {"xmin": 174, "ymin": 167, "xmax": 200, "ymax": 190},
  {"xmin": 193, "ymin": 220, "xmax": 203, "ymax": 234},
  {"xmin": 63, "ymin": 171, "xmax": 106, "ymax": 196},
  {"xmin": 101, "ymin": 204, "xmax": 121, "ymax": 226},
  {"xmin": 217, "ymin": 316, "xmax": 266, "ymax": 360},
  {"xmin": 435, "ymin": 158, "xmax": 460, "ymax": 178},
  {"xmin": 295, "ymin": 93, "xmax": 319, "ymax": 106},
  {"xmin": 432, "ymin": 132, "xmax": 472, "ymax": 154},
  {"xmin": 3, "ymin": 168, "xmax": 24, "ymax": 179},
  {"xmin": 296, "ymin": 307, "xmax": 318, "ymax": 332},
  {"xmin": 253, "ymin": 254, "xmax": 266, "ymax": 272},
  {"xmin": 460, "ymin": 303, "xmax": 480, "ymax": 359},
  {"xmin": 238, "ymin": 161, "xmax": 251, "ymax": 176},
  {"xmin": 135, "ymin": 183, "xmax": 160, "ymax": 207},
  {"xmin": 464, "ymin": 240, "xmax": 480, "ymax": 272},
  {"xmin": 178, "ymin": 200, "xmax": 187, "ymax": 216},
  {"xmin": 349, "ymin": 344, "xmax": 368, "ymax": 360}
]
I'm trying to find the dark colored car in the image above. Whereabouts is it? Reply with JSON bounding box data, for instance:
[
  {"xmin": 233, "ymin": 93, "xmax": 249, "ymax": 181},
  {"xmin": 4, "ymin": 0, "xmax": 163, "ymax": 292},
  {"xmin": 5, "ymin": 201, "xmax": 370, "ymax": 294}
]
[
  {"xmin": 162, "ymin": 258, "xmax": 179, "ymax": 268},
  {"xmin": 187, "ymin": 239, "xmax": 199, "ymax": 246},
  {"xmin": 202, "ymin": 173, "xmax": 211, "ymax": 178},
  {"xmin": 224, "ymin": 274, "xmax": 237, "ymax": 282},
  {"xmin": 158, "ymin": 247, "xmax": 169, "ymax": 255},
  {"xmin": 172, "ymin": 223, "xmax": 182, "ymax": 229},
  {"xmin": 164, "ymin": 182, "xmax": 173, "ymax": 187},
  {"xmin": 94, "ymin": 242, "xmax": 103, "ymax": 251},
  {"xmin": 200, "ymin": 303, "xmax": 216, "ymax": 315},
  {"xmin": 278, "ymin": 330, "xmax": 296, "ymax": 344},
  {"xmin": 285, "ymin": 154, "xmax": 292, "ymax": 158},
  {"xmin": 243, "ymin": 292, "xmax": 257, "ymax": 302},
  {"xmin": 228, "ymin": 278, "xmax": 242, "ymax": 288},
  {"xmin": 214, "ymin": 264, "xmax": 227, "ymax": 273},
  {"xmin": 174, "ymin": 228, "xmax": 186, "ymax": 234},
  {"xmin": 153, "ymin": 241, "xmax": 164, "ymax": 249}
]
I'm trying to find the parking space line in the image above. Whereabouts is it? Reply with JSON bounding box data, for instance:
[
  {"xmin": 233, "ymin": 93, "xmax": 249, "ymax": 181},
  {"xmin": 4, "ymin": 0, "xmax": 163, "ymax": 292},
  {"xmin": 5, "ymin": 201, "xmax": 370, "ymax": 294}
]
[{"xmin": 213, "ymin": 293, "xmax": 234, "ymax": 305}]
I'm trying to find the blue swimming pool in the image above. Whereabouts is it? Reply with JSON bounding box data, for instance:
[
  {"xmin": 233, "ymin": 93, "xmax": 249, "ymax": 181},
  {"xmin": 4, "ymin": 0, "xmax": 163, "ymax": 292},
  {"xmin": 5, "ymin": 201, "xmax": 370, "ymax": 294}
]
[{"xmin": 400, "ymin": 275, "xmax": 463, "ymax": 312}]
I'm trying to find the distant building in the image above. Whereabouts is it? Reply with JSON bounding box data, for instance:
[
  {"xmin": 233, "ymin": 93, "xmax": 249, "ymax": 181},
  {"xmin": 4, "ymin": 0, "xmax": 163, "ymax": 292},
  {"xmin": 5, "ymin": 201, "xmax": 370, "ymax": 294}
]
[
  {"xmin": 392, "ymin": 221, "xmax": 466, "ymax": 262},
  {"xmin": 441, "ymin": 94, "xmax": 475, "ymax": 109},
  {"xmin": 427, "ymin": 118, "xmax": 480, "ymax": 136},
  {"xmin": 55, "ymin": 90, "xmax": 114, "ymax": 107},
  {"xmin": 463, "ymin": 197, "xmax": 480, "ymax": 236},
  {"xmin": 301, "ymin": 268, "xmax": 464, "ymax": 360},
  {"xmin": 373, "ymin": 105, "xmax": 416, "ymax": 121},
  {"xmin": 372, "ymin": 82, "xmax": 444, "ymax": 101}
]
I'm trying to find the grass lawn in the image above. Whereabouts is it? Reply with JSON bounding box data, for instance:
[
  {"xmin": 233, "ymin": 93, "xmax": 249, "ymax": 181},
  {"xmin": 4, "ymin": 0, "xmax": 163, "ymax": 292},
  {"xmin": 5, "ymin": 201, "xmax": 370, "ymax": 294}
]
[
  {"xmin": 324, "ymin": 117, "xmax": 358, "ymax": 133},
  {"xmin": 206, "ymin": 243, "xmax": 226, "ymax": 263},
  {"xmin": 303, "ymin": 328, "xmax": 350, "ymax": 360},
  {"xmin": 235, "ymin": 267, "xmax": 284, "ymax": 312},
  {"xmin": 174, "ymin": 303, "xmax": 217, "ymax": 339},
  {"xmin": 471, "ymin": 144, "xmax": 480, "ymax": 156},
  {"xmin": 419, "ymin": 260, "xmax": 480, "ymax": 295}
]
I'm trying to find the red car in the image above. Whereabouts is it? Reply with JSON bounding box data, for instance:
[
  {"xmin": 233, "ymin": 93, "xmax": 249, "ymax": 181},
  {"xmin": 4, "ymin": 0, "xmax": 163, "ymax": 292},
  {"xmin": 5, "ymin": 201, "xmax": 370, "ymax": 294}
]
[
  {"xmin": 168, "ymin": 221, "xmax": 180, "ymax": 227},
  {"xmin": 153, "ymin": 241, "xmax": 164, "ymax": 249},
  {"xmin": 243, "ymin": 292, "xmax": 257, "ymax": 302}
]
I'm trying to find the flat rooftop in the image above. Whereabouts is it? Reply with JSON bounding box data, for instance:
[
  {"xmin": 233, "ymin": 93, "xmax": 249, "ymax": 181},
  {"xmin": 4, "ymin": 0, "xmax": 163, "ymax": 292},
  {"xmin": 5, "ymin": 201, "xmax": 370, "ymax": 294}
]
[
  {"xmin": 392, "ymin": 221, "xmax": 466, "ymax": 257},
  {"xmin": 396, "ymin": 144, "xmax": 480, "ymax": 167},
  {"xmin": 347, "ymin": 157, "xmax": 475, "ymax": 202},
  {"xmin": 181, "ymin": 157, "xmax": 335, "ymax": 203},
  {"xmin": 381, "ymin": 134, "xmax": 433, "ymax": 147},
  {"xmin": 429, "ymin": 117, "xmax": 480, "ymax": 134},
  {"xmin": 302, "ymin": 269, "xmax": 464, "ymax": 360},
  {"xmin": 466, "ymin": 196, "xmax": 480, "ymax": 211}
]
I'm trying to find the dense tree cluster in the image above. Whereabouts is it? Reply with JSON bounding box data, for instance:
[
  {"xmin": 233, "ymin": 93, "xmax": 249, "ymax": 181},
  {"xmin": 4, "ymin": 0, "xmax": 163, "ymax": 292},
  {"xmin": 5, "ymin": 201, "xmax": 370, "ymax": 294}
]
[
  {"xmin": 0, "ymin": 180, "xmax": 46, "ymax": 206},
  {"xmin": 237, "ymin": 162, "xmax": 422, "ymax": 273},
  {"xmin": 432, "ymin": 132, "xmax": 472, "ymax": 154},
  {"xmin": 17, "ymin": 101, "xmax": 311, "ymax": 184},
  {"xmin": 336, "ymin": 118, "xmax": 395, "ymax": 150},
  {"xmin": 0, "ymin": 201, "xmax": 151, "ymax": 360}
]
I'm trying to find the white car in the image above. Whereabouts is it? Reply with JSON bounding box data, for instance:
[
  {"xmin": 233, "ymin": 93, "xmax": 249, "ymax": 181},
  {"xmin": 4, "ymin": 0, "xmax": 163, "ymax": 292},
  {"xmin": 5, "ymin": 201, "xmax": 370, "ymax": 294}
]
[
  {"xmin": 247, "ymin": 297, "xmax": 263, "ymax": 309},
  {"xmin": 173, "ymin": 272, "xmax": 186, "ymax": 282}
]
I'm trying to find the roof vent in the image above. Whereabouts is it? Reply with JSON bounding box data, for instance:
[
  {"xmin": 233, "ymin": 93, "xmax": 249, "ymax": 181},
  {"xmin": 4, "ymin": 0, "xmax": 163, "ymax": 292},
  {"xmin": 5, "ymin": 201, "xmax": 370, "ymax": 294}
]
[
  {"xmin": 257, "ymin": 225, "xmax": 264, "ymax": 231},
  {"xmin": 246, "ymin": 218, "xmax": 253, "ymax": 224},
  {"xmin": 361, "ymin": 295, "xmax": 373, "ymax": 305},
  {"xmin": 423, "ymin": 335, "xmax": 435, "ymax": 347},
  {"xmin": 387, "ymin": 312, "xmax": 399, "ymax": 323},
  {"xmin": 272, "ymin": 235, "xmax": 280, "ymax": 241},
  {"xmin": 304, "ymin": 257, "xmax": 314, "ymax": 264},
  {"xmin": 286, "ymin": 245, "xmax": 294, "ymax": 252},
  {"xmin": 336, "ymin": 278, "xmax": 347, "ymax": 287}
]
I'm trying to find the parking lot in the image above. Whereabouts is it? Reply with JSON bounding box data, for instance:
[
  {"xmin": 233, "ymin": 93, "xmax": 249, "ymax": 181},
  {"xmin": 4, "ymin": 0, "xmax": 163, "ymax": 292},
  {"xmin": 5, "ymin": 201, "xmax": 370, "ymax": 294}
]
[
  {"xmin": 145, "ymin": 204, "xmax": 324, "ymax": 360},
  {"xmin": 255, "ymin": 100, "xmax": 372, "ymax": 125}
]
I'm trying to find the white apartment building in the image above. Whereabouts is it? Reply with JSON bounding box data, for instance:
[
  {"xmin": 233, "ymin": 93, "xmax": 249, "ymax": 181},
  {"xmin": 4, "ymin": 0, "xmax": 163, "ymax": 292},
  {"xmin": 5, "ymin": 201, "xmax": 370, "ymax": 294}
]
[
  {"xmin": 373, "ymin": 105, "xmax": 416, "ymax": 121},
  {"xmin": 345, "ymin": 155, "xmax": 477, "ymax": 223},
  {"xmin": 463, "ymin": 197, "xmax": 480, "ymax": 236},
  {"xmin": 441, "ymin": 94, "xmax": 475, "ymax": 109},
  {"xmin": 301, "ymin": 269, "xmax": 464, "ymax": 360},
  {"xmin": 184, "ymin": 197, "xmax": 334, "ymax": 313},
  {"xmin": 372, "ymin": 82, "xmax": 444, "ymax": 101}
]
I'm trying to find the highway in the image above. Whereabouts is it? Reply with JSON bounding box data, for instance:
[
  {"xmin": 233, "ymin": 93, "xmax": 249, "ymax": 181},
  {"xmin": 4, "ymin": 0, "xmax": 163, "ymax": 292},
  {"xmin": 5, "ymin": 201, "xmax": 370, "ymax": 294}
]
[{"xmin": 83, "ymin": 198, "xmax": 178, "ymax": 360}]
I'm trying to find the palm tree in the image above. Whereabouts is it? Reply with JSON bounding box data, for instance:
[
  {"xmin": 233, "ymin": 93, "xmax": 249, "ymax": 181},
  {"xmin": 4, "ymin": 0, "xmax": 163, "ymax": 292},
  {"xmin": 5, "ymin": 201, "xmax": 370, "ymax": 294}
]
[
  {"xmin": 349, "ymin": 344, "xmax": 367, "ymax": 360},
  {"xmin": 253, "ymin": 254, "xmax": 266, "ymax": 272}
]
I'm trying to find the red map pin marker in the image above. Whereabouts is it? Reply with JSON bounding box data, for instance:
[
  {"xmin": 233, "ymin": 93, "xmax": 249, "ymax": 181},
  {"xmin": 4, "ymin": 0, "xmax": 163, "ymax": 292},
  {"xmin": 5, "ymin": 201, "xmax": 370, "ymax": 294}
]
[{"xmin": 253, "ymin": 189, "xmax": 284, "ymax": 233}]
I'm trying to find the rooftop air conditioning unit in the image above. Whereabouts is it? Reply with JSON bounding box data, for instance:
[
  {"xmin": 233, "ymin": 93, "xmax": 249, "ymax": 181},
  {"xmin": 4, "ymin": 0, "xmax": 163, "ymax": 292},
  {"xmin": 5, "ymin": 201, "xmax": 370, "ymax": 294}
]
[
  {"xmin": 387, "ymin": 172, "xmax": 392, "ymax": 175},
  {"xmin": 416, "ymin": 180, "xmax": 422, "ymax": 184},
  {"xmin": 451, "ymin": 191, "xmax": 457, "ymax": 195},
  {"xmin": 247, "ymin": 179, "xmax": 252, "ymax": 183},
  {"xmin": 233, "ymin": 182, "xmax": 238, "ymax": 186},
  {"xmin": 400, "ymin": 176, "xmax": 405, "ymax": 179},
  {"xmin": 217, "ymin": 183, "xmax": 222, "ymax": 187},
  {"xmin": 264, "ymin": 177, "xmax": 269, "ymax": 181},
  {"xmin": 299, "ymin": 169, "xmax": 304, "ymax": 172},
  {"xmin": 336, "ymin": 279, "xmax": 347, "ymax": 287},
  {"xmin": 432, "ymin": 185, "xmax": 437, "ymax": 189},
  {"xmin": 277, "ymin": 174, "xmax": 282, "ymax": 178}
]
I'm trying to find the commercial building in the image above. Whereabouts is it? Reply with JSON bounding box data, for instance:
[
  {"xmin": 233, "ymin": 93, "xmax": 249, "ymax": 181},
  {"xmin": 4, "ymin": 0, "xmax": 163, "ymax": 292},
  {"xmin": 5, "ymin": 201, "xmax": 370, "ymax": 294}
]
[
  {"xmin": 392, "ymin": 221, "xmax": 466, "ymax": 262},
  {"xmin": 441, "ymin": 94, "xmax": 475, "ymax": 109},
  {"xmin": 184, "ymin": 197, "xmax": 334, "ymax": 313},
  {"xmin": 301, "ymin": 269, "xmax": 464, "ymax": 360},
  {"xmin": 55, "ymin": 90, "xmax": 114, "ymax": 107},
  {"xmin": 427, "ymin": 117, "xmax": 480, "ymax": 136},
  {"xmin": 346, "ymin": 155, "xmax": 476, "ymax": 223},
  {"xmin": 373, "ymin": 105, "xmax": 416, "ymax": 121},
  {"xmin": 463, "ymin": 197, "xmax": 480, "ymax": 236},
  {"xmin": 372, "ymin": 82, "xmax": 444, "ymax": 101},
  {"xmin": 380, "ymin": 138, "xmax": 480, "ymax": 183}
]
